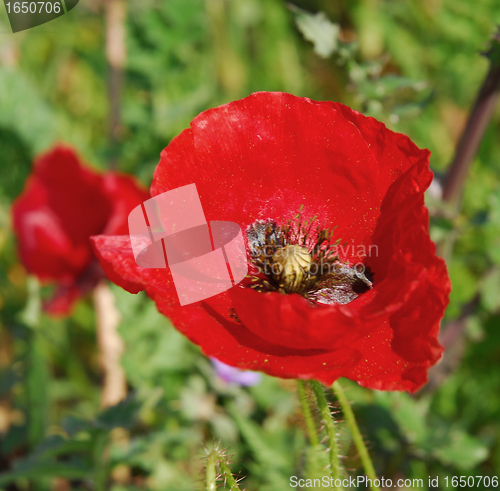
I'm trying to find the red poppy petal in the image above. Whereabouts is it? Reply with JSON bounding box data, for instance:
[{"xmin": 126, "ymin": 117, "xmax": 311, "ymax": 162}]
[
  {"xmin": 31, "ymin": 145, "xmax": 112, "ymax": 245},
  {"xmin": 331, "ymin": 102, "xmax": 432, "ymax": 198},
  {"xmin": 94, "ymin": 93, "xmax": 450, "ymax": 392},
  {"xmin": 43, "ymin": 282, "xmax": 83, "ymax": 316},
  {"xmin": 102, "ymin": 173, "xmax": 150, "ymax": 236},
  {"xmin": 229, "ymin": 287, "xmax": 380, "ymax": 351},
  {"xmin": 355, "ymin": 160, "xmax": 442, "ymax": 318},
  {"xmin": 389, "ymin": 257, "xmax": 449, "ymax": 364},
  {"xmin": 12, "ymin": 145, "xmax": 111, "ymax": 280},
  {"xmin": 12, "ymin": 179, "xmax": 92, "ymax": 281},
  {"xmin": 91, "ymin": 234, "xmax": 362, "ymax": 382},
  {"xmin": 151, "ymin": 92, "xmax": 382, "ymax": 254},
  {"xmin": 344, "ymin": 323, "xmax": 434, "ymax": 393},
  {"xmin": 13, "ymin": 145, "xmax": 150, "ymax": 303},
  {"xmin": 91, "ymin": 235, "xmax": 158, "ymax": 295},
  {"xmin": 160, "ymin": 294, "xmax": 365, "ymax": 384}
]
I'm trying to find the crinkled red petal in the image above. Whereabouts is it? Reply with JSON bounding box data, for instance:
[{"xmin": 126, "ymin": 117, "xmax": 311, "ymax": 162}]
[
  {"xmin": 93, "ymin": 92, "xmax": 450, "ymax": 392},
  {"xmin": 12, "ymin": 145, "xmax": 108, "ymax": 281},
  {"xmin": 13, "ymin": 144, "xmax": 149, "ymax": 308},
  {"xmin": 102, "ymin": 173, "xmax": 150, "ymax": 235}
]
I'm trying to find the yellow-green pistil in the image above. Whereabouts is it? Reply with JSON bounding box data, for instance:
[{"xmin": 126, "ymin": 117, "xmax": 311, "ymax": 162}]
[{"xmin": 272, "ymin": 245, "xmax": 312, "ymax": 293}]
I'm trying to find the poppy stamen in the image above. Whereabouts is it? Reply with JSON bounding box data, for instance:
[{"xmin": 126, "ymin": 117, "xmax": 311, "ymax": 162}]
[{"xmin": 246, "ymin": 209, "xmax": 373, "ymax": 305}]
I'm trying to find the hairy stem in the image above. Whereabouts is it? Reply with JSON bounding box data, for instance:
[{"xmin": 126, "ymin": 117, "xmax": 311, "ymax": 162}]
[
  {"xmin": 332, "ymin": 380, "xmax": 380, "ymax": 491},
  {"xmin": 206, "ymin": 450, "xmax": 218, "ymax": 491},
  {"xmin": 93, "ymin": 432, "xmax": 109, "ymax": 491},
  {"xmin": 205, "ymin": 448, "xmax": 242, "ymax": 491},
  {"xmin": 310, "ymin": 380, "xmax": 343, "ymax": 490},
  {"xmin": 297, "ymin": 379, "xmax": 320, "ymax": 448},
  {"xmin": 219, "ymin": 461, "xmax": 242, "ymax": 491}
]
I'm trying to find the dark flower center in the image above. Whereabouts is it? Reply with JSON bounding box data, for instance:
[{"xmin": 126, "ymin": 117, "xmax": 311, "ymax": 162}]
[{"xmin": 245, "ymin": 208, "xmax": 373, "ymax": 305}]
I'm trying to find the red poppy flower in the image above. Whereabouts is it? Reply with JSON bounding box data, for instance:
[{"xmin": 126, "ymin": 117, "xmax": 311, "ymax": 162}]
[
  {"xmin": 91, "ymin": 92, "xmax": 450, "ymax": 392},
  {"xmin": 12, "ymin": 145, "xmax": 150, "ymax": 315}
]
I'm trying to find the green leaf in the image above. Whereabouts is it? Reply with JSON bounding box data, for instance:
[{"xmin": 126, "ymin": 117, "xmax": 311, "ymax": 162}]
[
  {"xmin": 485, "ymin": 29, "xmax": 500, "ymax": 67},
  {"xmin": 0, "ymin": 462, "xmax": 89, "ymax": 485},
  {"xmin": 61, "ymin": 415, "xmax": 92, "ymax": 436},
  {"xmin": 289, "ymin": 6, "xmax": 339, "ymax": 58},
  {"xmin": 375, "ymin": 392, "xmax": 429, "ymax": 445},
  {"xmin": 95, "ymin": 396, "xmax": 140, "ymax": 431},
  {"xmin": 33, "ymin": 435, "xmax": 93, "ymax": 459},
  {"xmin": 0, "ymin": 68, "xmax": 59, "ymax": 154},
  {"xmin": 18, "ymin": 277, "xmax": 41, "ymax": 328},
  {"xmin": 227, "ymin": 403, "xmax": 288, "ymax": 471},
  {"xmin": 26, "ymin": 331, "xmax": 50, "ymax": 447},
  {"xmin": 433, "ymin": 430, "xmax": 489, "ymax": 470},
  {"xmin": 447, "ymin": 259, "xmax": 478, "ymax": 317},
  {"xmin": 479, "ymin": 267, "xmax": 500, "ymax": 312}
]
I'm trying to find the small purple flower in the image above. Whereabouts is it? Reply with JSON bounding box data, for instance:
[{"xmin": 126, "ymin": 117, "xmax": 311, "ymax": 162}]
[{"xmin": 210, "ymin": 357, "xmax": 262, "ymax": 386}]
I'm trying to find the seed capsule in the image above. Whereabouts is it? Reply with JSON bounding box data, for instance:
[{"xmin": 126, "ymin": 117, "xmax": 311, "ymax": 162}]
[{"xmin": 272, "ymin": 245, "xmax": 312, "ymax": 292}]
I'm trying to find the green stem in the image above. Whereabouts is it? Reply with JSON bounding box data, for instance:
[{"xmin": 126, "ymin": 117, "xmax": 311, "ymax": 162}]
[
  {"xmin": 297, "ymin": 379, "xmax": 320, "ymax": 447},
  {"xmin": 206, "ymin": 450, "xmax": 218, "ymax": 491},
  {"xmin": 93, "ymin": 432, "xmax": 109, "ymax": 491},
  {"xmin": 219, "ymin": 461, "xmax": 242, "ymax": 491},
  {"xmin": 438, "ymin": 30, "xmax": 500, "ymax": 262},
  {"xmin": 311, "ymin": 381, "xmax": 343, "ymax": 490},
  {"xmin": 332, "ymin": 380, "xmax": 380, "ymax": 491},
  {"xmin": 441, "ymin": 31, "xmax": 500, "ymax": 210}
]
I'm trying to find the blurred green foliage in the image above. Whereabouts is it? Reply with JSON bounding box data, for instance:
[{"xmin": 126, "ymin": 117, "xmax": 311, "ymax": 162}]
[{"xmin": 1, "ymin": 0, "xmax": 500, "ymax": 489}]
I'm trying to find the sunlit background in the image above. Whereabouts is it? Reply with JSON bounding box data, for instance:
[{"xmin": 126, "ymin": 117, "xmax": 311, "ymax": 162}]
[{"xmin": 1, "ymin": 0, "xmax": 500, "ymax": 489}]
